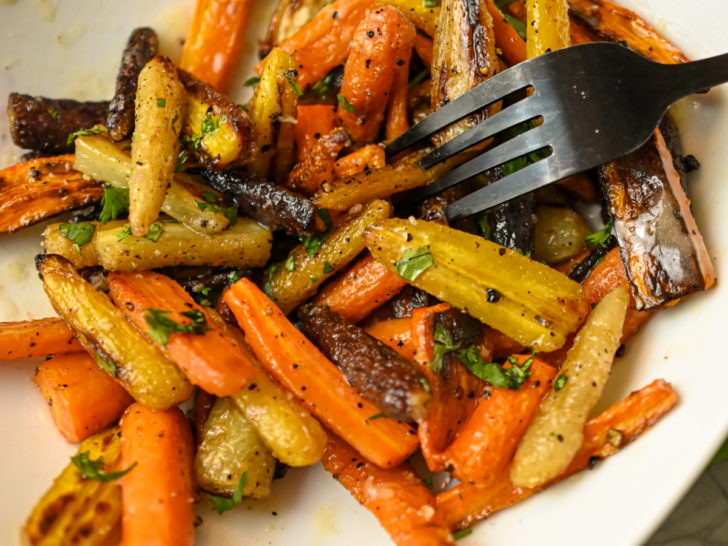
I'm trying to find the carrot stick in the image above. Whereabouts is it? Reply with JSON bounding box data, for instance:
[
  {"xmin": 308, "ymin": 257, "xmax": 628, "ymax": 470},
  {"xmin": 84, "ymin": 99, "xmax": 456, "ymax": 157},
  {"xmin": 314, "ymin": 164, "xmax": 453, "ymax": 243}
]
[
  {"xmin": 0, "ymin": 317, "xmax": 82, "ymax": 360},
  {"xmin": 436, "ymin": 378, "xmax": 677, "ymax": 530},
  {"xmin": 486, "ymin": 0, "xmax": 527, "ymax": 66},
  {"xmin": 314, "ymin": 253, "xmax": 407, "ymax": 323},
  {"xmin": 287, "ymin": 127, "xmax": 348, "ymax": 195},
  {"xmin": 294, "ymin": 104, "xmax": 338, "ymax": 160},
  {"xmin": 120, "ymin": 403, "xmax": 195, "ymax": 546},
  {"xmin": 365, "ymin": 318, "xmax": 416, "ymax": 360},
  {"xmin": 178, "ymin": 0, "xmax": 254, "ymax": 91},
  {"xmin": 33, "ymin": 352, "xmax": 134, "ymax": 443},
  {"xmin": 322, "ymin": 433, "xmax": 455, "ymax": 546},
  {"xmin": 385, "ymin": 30, "xmax": 414, "ymax": 143},
  {"xmin": 332, "ymin": 144, "xmax": 387, "ymax": 179},
  {"xmin": 223, "ymin": 278, "xmax": 419, "ymax": 468},
  {"xmin": 414, "ymin": 34, "xmax": 433, "ymax": 67},
  {"xmin": 442, "ymin": 355, "xmax": 556, "ymax": 485},
  {"xmin": 107, "ymin": 271, "xmax": 256, "ymax": 396},
  {"xmin": 257, "ymin": 0, "xmax": 375, "ymax": 89},
  {"xmin": 0, "ymin": 154, "xmax": 102, "ymax": 234}
]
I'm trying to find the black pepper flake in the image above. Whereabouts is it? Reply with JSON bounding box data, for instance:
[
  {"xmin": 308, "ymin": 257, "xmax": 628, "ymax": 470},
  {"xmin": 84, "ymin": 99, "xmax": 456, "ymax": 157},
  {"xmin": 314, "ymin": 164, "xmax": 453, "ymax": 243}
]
[
  {"xmin": 486, "ymin": 288, "xmax": 501, "ymax": 303},
  {"xmin": 366, "ymin": 30, "xmax": 375, "ymax": 38}
]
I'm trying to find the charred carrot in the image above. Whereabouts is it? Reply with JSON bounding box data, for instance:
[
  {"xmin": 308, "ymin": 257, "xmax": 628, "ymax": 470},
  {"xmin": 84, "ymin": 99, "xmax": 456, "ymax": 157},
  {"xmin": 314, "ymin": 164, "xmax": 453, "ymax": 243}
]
[
  {"xmin": 294, "ymin": 104, "xmax": 338, "ymax": 160},
  {"xmin": 436, "ymin": 379, "xmax": 677, "ymax": 530},
  {"xmin": 338, "ymin": 6, "xmax": 416, "ymax": 144},
  {"xmin": 257, "ymin": 0, "xmax": 375, "ymax": 89},
  {"xmin": 0, "ymin": 317, "xmax": 82, "ymax": 360},
  {"xmin": 120, "ymin": 403, "xmax": 195, "ymax": 546},
  {"xmin": 179, "ymin": 0, "xmax": 254, "ymax": 91},
  {"xmin": 33, "ymin": 352, "xmax": 133, "ymax": 443},
  {"xmin": 365, "ymin": 318, "xmax": 417, "ymax": 360},
  {"xmin": 332, "ymin": 144, "xmax": 387, "ymax": 179},
  {"xmin": 486, "ymin": 0, "xmax": 527, "ymax": 65},
  {"xmin": 107, "ymin": 271, "xmax": 256, "ymax": 396},
  {"xmin": 414, "ymin": 34, "xmax": 433, "ymax": 67},
  {"xmin": 224, "ymin": 278, "xmax": 419, "ymax": 468},
  {"xmin": 322, "ymin": 433, "xmax": 455, "ymax": 546},
  {"xmin": 0, "ymin": 154, "xmax": 102, "ymax": 234},
  {"xmin": 287, "ymin": 127, "xmax": 348, "ymax": 195},
  {"xmin": 313, "ymin": 253, "xmax": 407, "ymax": 323},
  {"xmin": 442, "ymin": 355, "xmax": 556, "ymax": 485}
]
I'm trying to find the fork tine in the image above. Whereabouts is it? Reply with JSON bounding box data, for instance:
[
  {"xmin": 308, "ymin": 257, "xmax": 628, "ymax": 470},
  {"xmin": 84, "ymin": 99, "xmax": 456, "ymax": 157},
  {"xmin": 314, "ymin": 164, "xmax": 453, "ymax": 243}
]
[
  {"xmin": 413, "ymin": 125, "xmax": 550, "ymax": 202},
  {"xmin": 419, "ymin": 98, "xmax": 541, "ymax": 169},
  {"xmin": 385, "ymin": 67, "xmax": 531, "ymax": 157}
]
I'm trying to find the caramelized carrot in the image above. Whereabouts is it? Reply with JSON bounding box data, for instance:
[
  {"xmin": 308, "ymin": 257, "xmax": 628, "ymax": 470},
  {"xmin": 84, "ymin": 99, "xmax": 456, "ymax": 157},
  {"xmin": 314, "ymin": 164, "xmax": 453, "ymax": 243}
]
[
  {"xmin": 33, "ymin": 352, "xmax": 133, "ymax": 443},
  {"xmin": 107, "ymin": 271, "xmax": 255, "ymax": 396},
  {"xmin": 287, "ymin": 127, "xmax": 348, "ymax": 195},
  {"xmin": 414, "ymin": 34, "xmax": 433, "ymax": 67},
  {"xmin": 224, "ymin": 278, "xmax": 419, "ymax": 468},
  {"xmin": 0, "ymin": 317, "xmax": 82, "ymax": 360},
  {"xmin": 332, "ymin": 144, "xmax": 387, "ymax": 179},
  {"xmin": 338, "ymin": 6, "xmax": 416, "ymax": 144},
  {"xmin": 179, "ymin": 0, "xmax": 254, "ymax": 91},
  {"xmin": 322, "ymin": 433, "xmax": 455, "ymax": 546},
  {"xmin": 257, "ymin": 0, "xmax": 375, "ymax": 89},
  {"xmin": 442, "ymin": 355, "xmax": 556, "ymax": 485},
  {"xmin": 120, "ymin": 403, "xmax": 195, "ymax": 546},
  {"xmin": 386, "ymin": 29, "xmax": 414, "ymax": 143},
  {"xmin": 294, "ymin": 104, "xmax": 337, "ymax": 160},
  {"xmin": 486, "ymin": 0, "xmax": 527, "ymax": 65},
  {"xmin": 314, "ymin": 253, "xmax": 407, "ymax": 323},
  {"xmin": 365, "ymin": 318, "xmax": 416, "ymax": 360},
  {"xmin": 437, "ymin": 379, "xmax": 677, "ymax": 530}
]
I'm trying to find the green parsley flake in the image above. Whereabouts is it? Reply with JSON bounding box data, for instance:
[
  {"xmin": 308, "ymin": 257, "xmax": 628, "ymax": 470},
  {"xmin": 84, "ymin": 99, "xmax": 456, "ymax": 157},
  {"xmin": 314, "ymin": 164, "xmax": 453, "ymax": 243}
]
[
  {"xmin": 71, "ymin": 451, "xmax": 137, "ymax": 482},
  {"xmin": 143, "ymin": 308, "xmax": 210, "ymax": 347},
  {"xmin": 337, "ymin": 93, "xmax": 356, "ymax": 114},
  {"xmin": 197, "ymin": 200, "xmax": 222, "ymax": 213},
  {"xmin": 477, "ymin": 213, "xmax": 492, "ymax": 240},
  {"xmin": 202, "ymin": 191, "xmax": 217, "ymax": 203},
  {"xmin": 223, "ymin": 206, "xmax": 238, "ymax": 223},
  {"xmin": 299, "ymin": 209, "xmax": 333, "ymax": 257},
  {"xmin": 312, "ymin": 70, "xmax": 337, "ymax": 98},
  {"xmin": 209, "ymin": 472, "xmax": 247, "ymax": 515},
  {"xmin": 367, "ymin": 412, "xmax": 387, "ymax": 420},
  {"xmin": 554, "ymin": 374, "xmax": 567, "ymax": 391},
  {"xmin": 310, "ymin": 276, "xmax": 319, "ymax": 283},
  {"xmin": 453, "ymin": 528, "xmax": 472, "ymax": 541},
  {"xmin": 457, "ymin": 346, "xmax": 532, "ymax": 390},
  {"xmin": 285, "ymin": 255, "xmax": 296, "ymax": 272},
  {"xmin": 228, "ymin": 271, "xmax": 241, "ymax": 283},
  {"xmin": 419, "ymin": 376, "xmax": 431, "ymax": 393},
  {"xmin": 586, "ymin": 220, "xmax": 613, "ymax": 248},
  {"xmin": 175, "ymin": 155, "xmax": 188, "ymax": 173},
  {"xmin": 422, "ymin": 476, "xmax": 433, "ymax": 489},
  {"xmin": 117, "ymin": 223, "xmax": 132, "ymax": 242},
  {"xmin": 429, "ymin": 322, "xmax": 460, "ymax": 374},
  {"xmin": 94, "ymin": 353, "xmax": 118, "ymax": 377},
  {"xmin": 66, "ymin": 128, "xmax": 104, "ymax": 146},
  {"xmin": 323, "ymin": 261, "xmax": 335, "ymax": 274},
  {"xmin": 49, "ymin": 106, "xmax": 59, "ymax": 119},
  {"xmin": 243, "ymin": 76, "xmax": 260, "ymax": 87},
  {"xmin": 172, "ymin": 113, "xmax": 179, "ymax": 135},
  {"xmin": 263, "ymin": 264, "xmax": 278, "ymax": 297},
  {"xmin": 156, "ymin": 98, "xmax": 166, "ymax": 107},
  {"xmin": 59, "ymin": 222, "xmax": 95, "ymax": 253},
  {"xmin": 288, "ymin": 78, "xmax": 303, "ymax": 97},
  {"xmin": 145, "ymin": 222, "xmax": 164, "ymax": 242},
  {"xmin": 423, "ymin": 0, "xmax": 439, "ymax": 8},
  {"xmin": 395, "ymin": 246, "xmax": 434, "ymax": 281},
  {"xmin": 98, "ymin": 185, "xmax": 129, "ymax": 224}
]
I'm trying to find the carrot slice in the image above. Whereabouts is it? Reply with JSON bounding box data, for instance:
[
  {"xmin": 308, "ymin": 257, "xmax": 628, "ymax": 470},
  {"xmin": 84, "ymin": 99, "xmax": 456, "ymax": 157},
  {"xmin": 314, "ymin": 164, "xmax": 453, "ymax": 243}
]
[
  {"xmin": 33, "ymin": 352, "xmax": 133, "ymax": 443},
  {"xmin": 224, "ymin": 278, "xmax": 419, "ymax": 468},
  {"xmin": 322, "ymin": 433, "xmax": 455, "ymax": 546},
  {"xmin": 486, "ymin": 0, "xmax": 527, "ymax": 66},
  {"xmin": 332, "ymin": 145, "xmax": 387, "ymax": 179},
  {"xmin": 107, "ymin": 271, "xmax": 255, "ymax": 396},
  {"xmin": 414, "ymin": 34, "xmax": 433, "ymax": 67},
  {"xmin": 120, "ymin": 403, "xmax": 195, "ymax": 546},
  {"xmin": 365, "ymin": 318, "xmax": 417, "ymax": 360},
  {"xmin": 314, "ymin": 253, "xmax": 407, "ymax": 323},
  {"xmin": 436, "ymin": 378, "xmax": 677, "ymax": 530},
  {"xmin": 294, "ymin": 104, "xmax": 338, "ymax": 160},
  {"xmin": 178, "ymin": 0, "xmax": 254, "ymax": 91},
  {"xmin": 0, "ymin": 317, "xmax": 82, "ymax": 360}
]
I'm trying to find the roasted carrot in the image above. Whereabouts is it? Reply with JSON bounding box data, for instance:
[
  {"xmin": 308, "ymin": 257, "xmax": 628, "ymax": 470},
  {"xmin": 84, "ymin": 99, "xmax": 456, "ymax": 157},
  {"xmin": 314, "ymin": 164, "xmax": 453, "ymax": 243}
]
[
  {"xmin": 414, "ymin": 34, "xmax": 433, "ymax": 67},
  {"xmin": 0, "ymin": 317, "xmax": 82, "ymax": 360},
  {"xmin": 338, "ymin": 6, "xmax": 416, "ymax": 144},
  {"xmin": 179, "ymin": 0, "xmax": 254, "ymax": 91},
  {"xmin": 436, "ymin": 378, "xmax": 677, "ymax": 530},
  {"xmin": 365, "ymin": 318, "xmax": 416, "ymax": 360},
  {"xmin": 443, "ymin": 354, "xmax": 557, "ymax": 485},
  {"xmin": 332, "ymin": 144, "xmax": 387, "ymax": 179},
  {"xmin": 257, "ymin": 0, "xmax": 375, "ymax": 89},
  {"xmin": 486, "ymin": 0, "xmax": 527, "ymax": 65},
  {"xmin": 107, "ymin": 271, "xmax": 256, "ymax": 397},
  {"xmin": 287, "ymin": 127, "xmax": 348, "ymax": 195},
  {"xmin": 120, "ymin": 403, "xmax": 195, "ymax": 546},
  {"xmin": 294, "ymin": 104, "xmax": 338, "ymax": 160},
  {"xmin": 385, "ymin": 25, "xmax": 415, "ymax": 143},
  {"xmin": 322, "ymin": 433, "xmax": 455, "ymax": 546},
  {"xmin": 313, "ymin": 253, "xmax": 407, "ymax": 323},
  {"xmin": 0, "ymin": 154, "xmax": 102, "ymax": 234},
  {"xmin": 223, "ymin": 278, "xmax": 419, "ymax": 468},
  {"xmin": 33, "ymin": 352, "xmax": 133, "ymax": 443}
]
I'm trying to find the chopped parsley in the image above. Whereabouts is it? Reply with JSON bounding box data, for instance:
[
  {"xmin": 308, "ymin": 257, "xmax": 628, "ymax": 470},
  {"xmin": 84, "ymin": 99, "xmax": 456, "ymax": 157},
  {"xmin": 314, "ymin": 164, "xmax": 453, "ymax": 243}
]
[
  {"xmin": 287, "ymin": 78, "xmax": 303, "ymax": 97},
  {"xmin": 94, "ymin": 353, "xmax": 117, "ymax": 377},
  {"xmin": 457, "ymin": 345, "xmax": 532, "ymax": 390},
  {"xmin": 223, "ymin": 206, "xmax": 238, "ymax": 223},
  {"xmin": 323, "ymin": 261, "xmax": 335, "ymax": 274},
  {"xmin": 298, "ymin": 208, "xmax": 333, "ymax": 257},
  {"xmin": 196, "ymin": 200, "xmax": 221, "ymax": 213},
  {"xmin": 500, "ymin": 121, "xmax": 550, "ymax": 176},
  {"xmin": 156, "ymin": 98, "xmax": 166, "ymax": 107},
  {"xmin": 554, "ymin": 374, "xmax": 567, "ymax": 391},
  {"xmin": 423, "ymin": 0, "xmax": 439, "ymax": 8},
  {"xmin": 208, "ymin": 472, "xmax": 247, "ymax": 515},
  {"xmin": 145, "ymin": 222, "xmax": 164, "ymax": 242},
  {"xmin": 117, "ymin": 223, "xmax": 132, "ymax": 242},
  {"xmin": 477, "ymin": 213, "xmax": 492, "ymax": 240},
  {"xmin": 422, "ymin": 476, "xmax": 433, "ymax": 489},
  {"xmin": 311, "ymin": 70, "xmax": 337, "ymax": 99},
  {"xmin": 59, "ymin": 222, "xmax": 95, "ymax": 253},
  {"xmin": 453, "ymin": 528, "xmax": 473, "ymax": 541},
  {"xmin": 175, "ymin": 154, "xmax": 188, "ymax": 173},
  {"xmin": 337, "ymin": 93, "xmax": 356, "ymax": 114},
  {"xmin": 143, "ymin": 308, "xmax": 210, "ymax": 347},
  {"xmin": 429, "ymin": 323, "xmax": 460, "ymax": 373},
  {"xmin": 263, "ymin": 264, "xmax": 278, "ymax": 296},
  {"xmin": 310, "ymin": 275, "xmax": 319, "ymax": 283},
  {"xmin": 71, "ymin": 451, "xmax": 137, "ymax": 482},
  {"xmin": 98, "ymin": 185, "xmax": 129, "ymax": 224},
  {"xmin": 202, "ymin": 191, "xmax": 217, "ymax": 203},
  {"xmin": 243, "ymin": 76, "xmax": 261, "ymax": 87},
  {"xmin": 285, "ymin": 255, "xmax": 296, "ymax": 272},
  {"xmin": 367, "ymin": 412, "xmax": 387, "ymax": 420},
  {"xmin": 395, "ymin": 246, "xmax": 434, "ymax": 281},
  {"xmin": 49, "ymin": 106, "xmax": 59, "ymax": 119},
  {"xmin": 171, "ymin": 113, "xmax": 179, "ymax": 134},
  {"xmin": 419, "ymin": 376, "xmax": 431, "ymax": 393},
  {"xmin": 586, "ymin": 220, "xmax": 613, "ymax": 248},
  {"xmin": 66, "ymin": 128, "xmax": 104, "ymax": 146}
]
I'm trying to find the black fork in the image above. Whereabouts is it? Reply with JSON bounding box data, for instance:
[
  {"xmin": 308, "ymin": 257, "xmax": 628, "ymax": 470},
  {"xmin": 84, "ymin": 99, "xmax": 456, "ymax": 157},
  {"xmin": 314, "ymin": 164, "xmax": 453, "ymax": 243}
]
[{"xmin": 386, "ymin": 42, "xmax": 728, "ymax": 222}]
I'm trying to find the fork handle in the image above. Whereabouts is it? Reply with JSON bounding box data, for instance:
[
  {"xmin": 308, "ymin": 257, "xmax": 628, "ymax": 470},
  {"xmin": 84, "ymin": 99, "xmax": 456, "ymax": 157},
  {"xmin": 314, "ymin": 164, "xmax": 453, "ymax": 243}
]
[{"xmin": 662, "ymin": 52, "xmax": 728, "ymax": 101}]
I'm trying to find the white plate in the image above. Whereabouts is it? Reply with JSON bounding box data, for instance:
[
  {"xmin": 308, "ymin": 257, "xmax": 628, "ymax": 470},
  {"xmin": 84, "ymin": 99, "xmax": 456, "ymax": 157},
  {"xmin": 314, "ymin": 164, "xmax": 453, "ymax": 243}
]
[{"xmin": 1, "ymin": 1, "xmax": 727, "ymax": 545}]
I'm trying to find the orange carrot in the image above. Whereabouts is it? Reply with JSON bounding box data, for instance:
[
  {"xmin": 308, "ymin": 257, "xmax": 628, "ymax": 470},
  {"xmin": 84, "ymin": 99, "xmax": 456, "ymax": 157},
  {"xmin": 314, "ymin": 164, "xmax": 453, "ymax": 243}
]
[
  {"xmin": 332, "ymin": 144, "xmax": 387, "ymax": 179},
  {"xmin": 486, "ymin": 0, "xmax": 527, "ymax": 66},
  {"xmin": 224, "ymin": 278, "xmax": 419, "ymax": 468},
  {"xmin": 107, "ymin": 271, "xmax": 255, "ymax": 396},
  {"xmin": 0, "ymin": 154, "xmax": 102, "ymax": 234},
  {"xmin": 294, "ymin": 104, "xmax": 338, "ymax": 160},
  {"xmin": 385, "ymin": 26, "xmax": 414, "ymax": 143},
  {"xmin": 0, "ymin": 317, "xmax": 82, "ymax": 360},
  {"xmin": 414, "ymin": 34, "xmax": 433, "ymax": 67},
  {"xmin": 120, "ymin": 403, "xmax": 195, "ymax": 546},
  {"xmin": 179, "ymin": 0, "xmax": 254, "ymax": 91},
  {"xmin": 287, "ymin": 127, "xmax": 348, "ymax": 195},
  {"xmin": 314, "ymin": 253, "xmax": 407, "ymax": 323},
  {"xmin": 365, "ymin": 318, "xmax": 416, "ymax": 360},
  {"xmin": 436, "ymin": 379, "xmax": 677, "ymax": 530},
  {"xmin": 322, "ymin": 433, "xmax": 455, "ymax": 546},
  {"xmin": 257, "ymin": 0, "xmax": 375, "ymax": 89},
  {"xmin": 33, "ymin": 352, "xmax": 133, "ymax": 443},
  {"xmin": 410, "ymin": 304, "xmax": 484, "ymax": 471},
  {"xmin": 338, "ymin": 6, "xmax": 416, "ymax": 144},
  {"xmin": 442, "ymin": 355, "xmax": 556, "ymax": 485}
]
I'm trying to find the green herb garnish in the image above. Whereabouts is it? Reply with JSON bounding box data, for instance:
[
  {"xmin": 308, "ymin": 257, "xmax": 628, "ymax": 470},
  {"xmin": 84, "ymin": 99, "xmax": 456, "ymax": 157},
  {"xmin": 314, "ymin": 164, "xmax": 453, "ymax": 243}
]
[
  {"xmin": 263, "ymin": 264, "xmax": 278, "ymax": 297},
  {"xmin": 453, "ymin": 528, "xmax": 473, "ymax": 540},
  {"xmin": 71, "ymin": 451, "xmax": 136, "ymax": 482},
  {"xmin": 208, "ymin": 472, "xmax": 247, "ymax": 515},
  {"xmin": 323, "ymin": 261, "xmax": 335, "ymax": 274},
  {"xmin": 117, "ymin": 223, "xmax": 132, "ymax": 242},
  {"xmin": 299, "ymin": 208, "xmax": 333, "ymax": 257},
  {"xmin": 49, "ymin": 106, "xmax": 59, "ymax": 119},
  {"xmin": 175, "ymin": 154, "xmax": 188, "ymax": 173},
  {"xmin": 243, "ymin": 76, "xmax": 261, "ymax": 87},
  {"xmin": 477, "ymin": 214, "xmax": 492, "ymax": 240},
  {"xmin": 395, "ymin": 246, "xmax": 434, "ymax": 281},
  {"xmin": 98, "ymin": 185, "xmax": 129, "ymax": 224},
  {"xmin": 288, "ymin": 78, "xmax": 303, "ymax": 97},
  {"xmin": 554, "ymin": 374, "xmax": 567, "ymax": 391},
  {"xmin": 202, "ymin": 191, "xmax": 217, "ymax": 203},
  {"xmin": 586, "ymin": 221, "xmax": 613, "ymax": 248},
  {"xmin": 423, "ymin": 476, "xmax": 433, "ymax": 489},
  {"xmin": 145, "ymin": 222, "xmax": 164, "ymax": 242},
  {"xmin": 156, "ymin": 98, "xmax": 166, "ymax": 107},
  {"xmin": 94, "ymin": 354, "xmax": 117, "ymax": 377},
  {"xmin": 285, "ymin": 255, "xmax": 296, "ymax": 272},
  {"xmin": 457, "ymin": 346, "xmax": 532, "ymax": 390},
  {"xmin": 223, "ymin": 206, "xmax": 238, "ymax": 223},
  {"xmin": 429, "ymin": 322, "xmax": 460, "ymax": 373},
  {"xmin": 423, "ymin": 0, "xmax": 439, "ymax": 8},
  {"xmin": 337, "ymin": 93, "xmax": 356, "ymax": 114},
  {"xmin": 196, "ymin": 200, "xmax": 222, "ymax": 213},
  {"xmin": 59, "ymin": 222, "xmax": 95, "ymax": 253},
  {"xmin": 419, "ymin": 376, "xmax": 431, "ymax": 393},
  {"xmin": 66, "ymin": 128, "xmax": 104, "ymax": 146},
  {"xmin": 143, "ymin": 308, "xmax": 210, "ymax": 346},
  {"xmin": 408, "ymin": 68, "xmax": 430, "ymax": 91},
  {"xmin": 367, "ymin": 412, "xmax": 387, "ymax": 420},
  {"xmin": 312, "ymin": 70, "xmax": 336, "ymax": 99}
]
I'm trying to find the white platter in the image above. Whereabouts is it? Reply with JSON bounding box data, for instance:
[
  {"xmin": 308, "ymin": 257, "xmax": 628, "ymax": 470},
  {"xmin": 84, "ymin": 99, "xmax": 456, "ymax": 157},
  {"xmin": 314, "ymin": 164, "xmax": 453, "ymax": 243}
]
[{"xmin": 0, "ymin": 1, "xmax": 727, "ymax": 544}]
